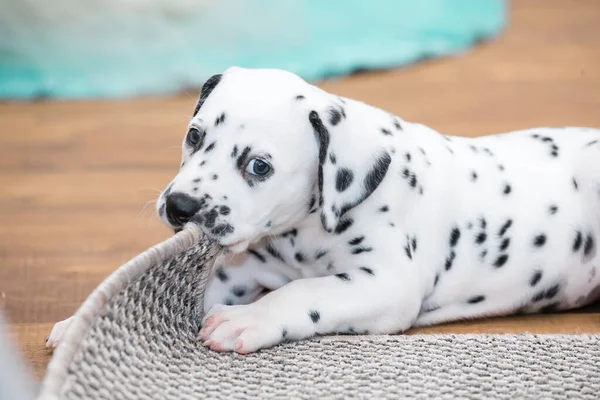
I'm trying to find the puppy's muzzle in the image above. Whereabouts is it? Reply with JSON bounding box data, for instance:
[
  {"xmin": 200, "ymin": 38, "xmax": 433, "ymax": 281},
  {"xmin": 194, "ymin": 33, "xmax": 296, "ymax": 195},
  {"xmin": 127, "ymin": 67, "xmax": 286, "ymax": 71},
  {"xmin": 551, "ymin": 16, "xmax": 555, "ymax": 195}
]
[{"xmin": 165, "ymin": 192, "xmax": 202, "ymax": 226}]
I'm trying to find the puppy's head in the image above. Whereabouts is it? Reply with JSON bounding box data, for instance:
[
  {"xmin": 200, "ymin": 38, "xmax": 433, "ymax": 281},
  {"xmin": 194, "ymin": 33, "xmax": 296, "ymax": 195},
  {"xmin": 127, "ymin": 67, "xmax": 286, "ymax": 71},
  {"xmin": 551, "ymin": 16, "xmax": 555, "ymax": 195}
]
[{"xmin": 157, "ymin": 67, "xmax": 393, "ymax": 252}]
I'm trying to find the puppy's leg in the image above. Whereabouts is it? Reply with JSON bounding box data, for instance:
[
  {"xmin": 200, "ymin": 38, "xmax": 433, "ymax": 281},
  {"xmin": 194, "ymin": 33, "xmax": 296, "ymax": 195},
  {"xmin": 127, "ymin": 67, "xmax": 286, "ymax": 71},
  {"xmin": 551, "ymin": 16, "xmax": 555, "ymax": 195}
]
[
  {"xmin": 199, "ymin": 264, "xmax": 421, "ymax": 354},
  {"xmin": 203, "ymin": 251, "xmax": 292, "ymax": 313}
]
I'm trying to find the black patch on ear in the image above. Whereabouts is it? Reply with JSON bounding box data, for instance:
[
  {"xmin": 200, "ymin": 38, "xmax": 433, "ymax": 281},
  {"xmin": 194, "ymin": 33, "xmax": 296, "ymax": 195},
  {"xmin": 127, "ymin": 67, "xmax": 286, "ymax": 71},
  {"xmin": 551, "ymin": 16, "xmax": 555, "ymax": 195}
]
[
  {"xmin": 193, "ymin": 74, "xmax": 222, "ymax": 117},
  {"xmin": 310, "ymin": 111, "xmax": 330, "ymax": 209},
  {"xmin": 336, "ymin": 168, "xmax": 354, "ymax": 192}
]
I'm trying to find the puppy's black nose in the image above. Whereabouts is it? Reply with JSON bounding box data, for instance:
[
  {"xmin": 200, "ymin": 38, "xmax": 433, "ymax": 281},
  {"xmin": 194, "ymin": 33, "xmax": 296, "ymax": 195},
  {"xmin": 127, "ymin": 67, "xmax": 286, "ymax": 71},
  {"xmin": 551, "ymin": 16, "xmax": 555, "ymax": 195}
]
[{"xmin": 165, "ymin": 192, "xmax": 202, "ymax": 226}]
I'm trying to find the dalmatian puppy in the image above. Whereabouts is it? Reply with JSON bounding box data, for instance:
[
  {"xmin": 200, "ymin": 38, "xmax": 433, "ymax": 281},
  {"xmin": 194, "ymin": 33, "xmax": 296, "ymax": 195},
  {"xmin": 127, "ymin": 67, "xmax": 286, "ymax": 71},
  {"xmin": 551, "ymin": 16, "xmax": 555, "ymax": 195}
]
[{"xmin": 48, "ymin": 67, "xmax": 600, "ymax": 355}]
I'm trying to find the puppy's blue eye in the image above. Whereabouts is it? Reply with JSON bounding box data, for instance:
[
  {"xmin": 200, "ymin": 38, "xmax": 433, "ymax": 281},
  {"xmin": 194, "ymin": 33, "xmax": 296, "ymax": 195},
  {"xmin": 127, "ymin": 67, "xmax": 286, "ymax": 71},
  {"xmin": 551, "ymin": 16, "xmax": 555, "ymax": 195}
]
[
  {"xmin": 186, "ymin": 128, "xmax": 202, "ymax": 146},
  {"xmin": 246, "ymin": 158, "xmax": 271, "ymax": 177}
]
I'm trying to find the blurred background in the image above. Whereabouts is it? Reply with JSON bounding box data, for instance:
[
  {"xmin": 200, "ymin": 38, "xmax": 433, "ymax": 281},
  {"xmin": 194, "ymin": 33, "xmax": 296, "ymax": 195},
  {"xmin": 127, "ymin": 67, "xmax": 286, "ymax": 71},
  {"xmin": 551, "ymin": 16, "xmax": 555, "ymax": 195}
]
[{"xmin": 1, "ymin": 0, "xmax": 599, "ymax": 387}]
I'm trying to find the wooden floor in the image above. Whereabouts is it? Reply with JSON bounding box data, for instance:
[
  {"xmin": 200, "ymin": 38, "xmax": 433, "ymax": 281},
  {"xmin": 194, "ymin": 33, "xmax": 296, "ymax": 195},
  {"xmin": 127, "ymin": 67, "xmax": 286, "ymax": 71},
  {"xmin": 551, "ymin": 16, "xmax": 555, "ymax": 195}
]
[{"xmin": 2, "ymin": 0, "xmax": 600, "ymax": 380}]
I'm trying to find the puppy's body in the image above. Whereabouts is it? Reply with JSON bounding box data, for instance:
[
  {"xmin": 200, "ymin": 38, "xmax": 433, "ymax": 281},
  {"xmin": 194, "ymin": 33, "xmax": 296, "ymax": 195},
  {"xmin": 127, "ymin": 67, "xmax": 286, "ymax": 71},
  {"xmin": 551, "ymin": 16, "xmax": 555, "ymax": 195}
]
[{"xmin": 47, "ymin": 67, "xmax": 600, "ymax": 353}]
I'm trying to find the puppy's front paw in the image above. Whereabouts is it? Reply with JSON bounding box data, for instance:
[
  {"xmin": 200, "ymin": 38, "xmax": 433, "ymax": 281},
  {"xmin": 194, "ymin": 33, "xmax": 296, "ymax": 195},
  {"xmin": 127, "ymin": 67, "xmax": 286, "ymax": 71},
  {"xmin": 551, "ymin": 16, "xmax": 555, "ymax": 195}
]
[
  {"xmin": 45, "ymin": 316, "xmax": 74, "ymax": 350},
  {"xmin": 199, "ymin": 304, "xmax": 284, "ymax": 354}
]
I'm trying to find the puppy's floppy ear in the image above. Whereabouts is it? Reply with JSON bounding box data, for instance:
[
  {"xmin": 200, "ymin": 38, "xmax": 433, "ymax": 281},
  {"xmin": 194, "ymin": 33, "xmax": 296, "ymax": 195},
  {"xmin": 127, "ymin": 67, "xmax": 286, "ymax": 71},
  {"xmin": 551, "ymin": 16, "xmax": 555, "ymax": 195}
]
[
  {"xmin": 192, "ymin": 74, "xmax": 223, "ymax": 117},
  {"xmin": 309, "ymin": 103, "xmax": 392, "ymax": 233}
]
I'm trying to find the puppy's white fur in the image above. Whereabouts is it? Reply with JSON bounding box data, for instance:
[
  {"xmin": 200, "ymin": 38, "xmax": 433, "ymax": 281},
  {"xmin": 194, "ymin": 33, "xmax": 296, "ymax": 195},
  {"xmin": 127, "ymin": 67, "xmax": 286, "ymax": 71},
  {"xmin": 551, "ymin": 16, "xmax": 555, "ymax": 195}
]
[{"xmin": 49, "ymin": 67, "xmax": 600, "ymax": 354}]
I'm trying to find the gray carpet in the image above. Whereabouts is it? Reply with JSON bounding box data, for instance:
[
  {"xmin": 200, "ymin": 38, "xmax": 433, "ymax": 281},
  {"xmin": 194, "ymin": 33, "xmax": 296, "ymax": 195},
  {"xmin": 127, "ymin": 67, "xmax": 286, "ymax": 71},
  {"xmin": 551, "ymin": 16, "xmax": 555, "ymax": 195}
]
[{"xmin": 38, "ymin": 226, "xmax": 600, "ymax": 399}]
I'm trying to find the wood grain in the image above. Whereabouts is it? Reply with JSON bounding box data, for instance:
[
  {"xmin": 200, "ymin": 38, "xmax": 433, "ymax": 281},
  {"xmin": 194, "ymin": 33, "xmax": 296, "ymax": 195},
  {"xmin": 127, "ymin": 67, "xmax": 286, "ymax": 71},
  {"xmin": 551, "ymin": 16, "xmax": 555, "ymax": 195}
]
[{"xmin": 2, "ymin": 0, "xmax": 600, "ymax": 380}]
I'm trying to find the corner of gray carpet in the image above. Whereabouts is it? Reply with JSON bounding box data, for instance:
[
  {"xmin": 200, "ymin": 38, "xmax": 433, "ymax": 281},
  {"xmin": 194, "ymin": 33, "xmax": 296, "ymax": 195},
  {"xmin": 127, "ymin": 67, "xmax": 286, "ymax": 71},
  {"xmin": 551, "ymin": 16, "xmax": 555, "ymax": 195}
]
[{"xmin": 37, "ymin": 225, "xmax": 600, "ymax": 399}]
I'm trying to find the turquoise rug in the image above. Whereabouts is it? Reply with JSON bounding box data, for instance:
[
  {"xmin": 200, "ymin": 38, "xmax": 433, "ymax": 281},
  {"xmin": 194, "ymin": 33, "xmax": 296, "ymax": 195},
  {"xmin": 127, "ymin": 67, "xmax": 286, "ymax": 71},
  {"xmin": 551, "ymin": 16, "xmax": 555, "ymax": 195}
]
[{"xmin": 0, "ymin": 0, "xmax": 506, "ymax": 99}]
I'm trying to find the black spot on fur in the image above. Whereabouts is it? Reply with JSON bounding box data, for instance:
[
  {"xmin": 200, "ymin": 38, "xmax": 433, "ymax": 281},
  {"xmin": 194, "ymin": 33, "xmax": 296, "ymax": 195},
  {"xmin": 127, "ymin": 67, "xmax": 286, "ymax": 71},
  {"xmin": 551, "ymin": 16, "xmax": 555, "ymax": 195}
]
[
  {"xmin": 480, "ymin": 250, "xmax": 488, "ymax": 260},
  {"xmin": 202, "ymin": 208, "xmax": 219, "ymax": 228},
  {"xmin": 434, "ymin": 274, "xmax": 440, "ymax": 286},
  {"xmin": 309, "ymin": 310, "xmax": 320, "ymax": 323},
  {"xmin": 248, "ymin": 249, "xmax": 266, "ymax": 263},
  {"xmin": 405, "ymin": 243, "xmax": 413, "ymax": 260},
  {"xmin": 573, "ymin": 231, "xmax": 583, "ymax": 252},
  {"xmin": 224, "ymin": 298, "xmax": 234, "ymax": 306},
  {"xmin": 230, "ymin": 146, "xmax": 238, "ymax": 158},
  {"xmin": 540, "ymin": 302, "xmax": 560, "ymax": 313},
  {"xmin": 265, "ymin": 243, "xmax": 285, "ymax": 263},
  {"xmin": 282, "ymin": 228, "xmax": 298, "ymax": 238},
  {"xmin": 498, "ymin": 164, "xmax": 505, "ymax": 171},
  {"xmin": 503, "ymin": 184, "xmax": 512, "ymax": 195},
  {"xmin": 215, "ymin": 112, "xmax": 226, "ymax": 126},
  {"xmin": 381, "ymin": 128, "xmax": 393, "ymax": 136},
  {"xmin": 573, "ymin": 178, "xmax": 579, "ymax": 190},
  {"xmin": 236, "ymin": 146, "xmax": 252, "ymax": 170},
  {"xmin": 219, "ymin": 205, "xmax": 230, "ymax": 215},
  {"xmin": 449, "ymin": 227, "xmax": 461, "ymax": 247},
  {"xmin": 493, "ymin": 254, "xmax": 509, "ymax": 268},
  {"xmin": 549, "ymin": 205, "xmax": 558, "ymax": 215},
  {"xmin": 329, "ymin": 153, "xmax": 337, "ymax": 164},
  {"xmin": 215, "ymin": 267, "xmax": 229, "ymax": 282},
  {"xmin": 475, "ymin": 232, "xmax": 487, "ymax": 245},
  {"xmin": 359, "ymin": 266, "xmax": 374, "ymax": 275},
  {"xmin": 349, "ymin": 236, "xmax": 365, "ymax": 246},
  {"xmin": 530, "ymin": 271, "xmax": 543, "ymax": 287},
  {"xmin": 471, "ymin": 171, "xmax": 478, "ymax": 181},
  {"xmin": 204, "ymin": 141, "xmax": 216, "ymax": 153},
  {"xmin": 327, "ymin": 107, "xmax": 344, "ymax": 126},
  {"xmin": 411, "ymin": 237, "xmax": 417, "ymax": 252},
  {"xmin": 446, "ymin": 146, "xmax": 454, "ymax": 155},
  {"xmin": 409, "ymin": 174, "xmax": 417, "ymax": 188},
  {"xmin": 500, "ymin": 237, "xmax": 510, "ymax": 251},
  {"xmin": 327, "ymin": 262, "xmax": 335, "ymax": 271},
  {"xmin": 294, "ymin": 252, "xmax": 305, "ymax": 263},
  {"xmin": 351, "ymin": 247, "xmax": 373, "ymax": 255},
  {"xmin": 232, "ymin": 285, "xmax": 246, "ymax": 297},
  {"xmin": 480, "ymin": 218, "xmax": 487, "ymax": 229},
  {"xmin": 533, "ymin": 234, "xmax": 547, "ymax": 247},
  {"xmin": 211, "ymin": 224, "xmax": 234, "ymax": 237},
  {"xmin": 315, "ymin": 249, "xmax": 328, "ymax": 259},
  {"xmin": 405, "ymin": 152, "xmax": 411, "ymax": 162},
  {"xmin": 498, "ymin": 219, "xmax": 513, "ymax": 236},
  {"xmin": 282, "ymin": 328, "xmax": 288, "ymax": 339},
  {"xmin": 467, "ymin": 295, "xmax": 485, "ymax": 304},
  {"xmin": 199, "ymin": 160, "xmax": 206, "ymax": 167},
  {"xmin": 336, "ymin": 168, "xmax": 354, "ymax": 192},
  {"xmin": 212, "ymin": 174, "xmax": 218, "ymax": 180},
  {"xmin": 336, "ymin": 273, "xmax": 351, "ymax": 281},
  {"xmin": 584, "ymin": 234, "xmax": 595, "ymax": 256},
  {"xmin": 394, "ymin": 119, "xmax": 403, "ymax": 130},
  {"xmin": 586, "ymin": 139, "xmax": 598, "ymax": 147},
  {"xmin": 295, "ymin": 95, "xmax": 305, "ymax": 101},
  {"xmin": 379, "ymin": 205, "xmax": 389, "ymax": 212},
  {"xmin": 445, "ymin": 251, "xmax": 456, "ymax": 270},
  {"xmin": 193, "ymin": 74, "xmax": 222, "ymax": 117},
  {"xmin": 334, "ymin": 217, "xmax": 354, "ymax": 235}
]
